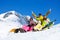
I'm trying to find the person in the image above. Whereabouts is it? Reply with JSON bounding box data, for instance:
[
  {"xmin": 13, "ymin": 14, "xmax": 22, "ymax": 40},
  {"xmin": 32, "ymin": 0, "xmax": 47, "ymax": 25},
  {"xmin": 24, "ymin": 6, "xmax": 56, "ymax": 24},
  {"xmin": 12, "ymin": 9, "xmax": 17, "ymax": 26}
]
[
  {"xmin": 33, "ymin": 14, "xmax": 47, "ymax": 31},
  {"xmin": 42, "ymin": 20, "xmax": 56, "ymax": 30},
  {"xmin": 41, "ymin": 15, "xmax": 51, "ymax": 30},
  {"xmin": 32, "ymin": 13, "xmax": 43, "ymax": 25},
  {"xmin": 25, "ymin": 16, "xmax": 37, "ymax": 25},
  {"xmin": 33, "ymin": 15, "xmax": 49, "ymax": 31},
  {"xmin": 10, "ymin": 24, "xmax": 34, "ymax": 33},
  {"xmin": 32, "ymin": 12, "xmax": 43, "ymax": 21},
  {"xmin": 21, "ymin": 25, "xmax": 33, "ymax": 32},
  {"xmin": 33, "ymin": 21, "xmax": 43, "ymax": 31},
  {"xmin": 21, "ymin": 17, "xmax": 37, "ymax": 32},
  {"xmin": 25, "ymin": 16, "xmax": 31, "ymax": 25},
  {"xmin": 36, "ymin": 13, "xmax": 43, "ymax": 21},
  {"xmin": 9, "ymin": 27, "xmax": 26, "ymax": 33},
  {"xmin": 42, "ymin": 15, "xmax": 50, "ymax": 26},
  {"xmin": 41, "ymin": 15, "xmax": 47, "ymax": 27},
  {"xmin": 29, "ymin": 17, "xmax": 37, "ymax": 26},
  {"xmin": 10, "ymin": 17, "xmax": 37, "ymax": 33}
]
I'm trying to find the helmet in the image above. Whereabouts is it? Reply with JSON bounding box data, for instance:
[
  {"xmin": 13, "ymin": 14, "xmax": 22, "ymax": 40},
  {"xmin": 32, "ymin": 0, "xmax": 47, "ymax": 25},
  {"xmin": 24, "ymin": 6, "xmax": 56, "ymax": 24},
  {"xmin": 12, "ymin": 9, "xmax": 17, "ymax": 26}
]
[{"xmin": 26, "ymin": 16, "xmax": 31, "ymax": 21}]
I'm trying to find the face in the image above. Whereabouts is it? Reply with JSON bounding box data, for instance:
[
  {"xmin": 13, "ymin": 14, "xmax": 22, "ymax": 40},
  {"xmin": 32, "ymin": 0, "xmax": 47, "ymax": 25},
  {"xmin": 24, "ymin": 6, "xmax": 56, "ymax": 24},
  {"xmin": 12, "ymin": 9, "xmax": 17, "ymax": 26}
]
[
  {"xmin": 43, "ymin": 16, "xmax": 47, "ymax": 20},
  {"xmin": 44, "ymin": 16, "xmax": 46, "ymax": 18},
  {"xmin": 30, "ymin": 18, "xmax": 33, "ymax": 21}
]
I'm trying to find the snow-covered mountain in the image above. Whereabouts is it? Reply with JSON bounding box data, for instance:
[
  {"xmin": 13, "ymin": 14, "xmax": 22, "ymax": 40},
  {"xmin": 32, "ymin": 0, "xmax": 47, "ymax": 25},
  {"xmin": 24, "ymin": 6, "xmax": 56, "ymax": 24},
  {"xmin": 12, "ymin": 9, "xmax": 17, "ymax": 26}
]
[
  {"xmin": 0, "ymin": 11, "xmax": 60, "ymax": 40},
  {"xmin": 0, "ymin": 11, "xmax": 28, "ymax": 36}
]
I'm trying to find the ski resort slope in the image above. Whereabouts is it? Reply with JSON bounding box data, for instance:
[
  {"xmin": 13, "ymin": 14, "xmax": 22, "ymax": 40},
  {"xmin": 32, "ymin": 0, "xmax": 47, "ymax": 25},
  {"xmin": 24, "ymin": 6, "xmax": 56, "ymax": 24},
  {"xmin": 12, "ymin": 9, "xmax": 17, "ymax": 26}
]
[
  {"xmin": 0, "ymin": 24, "xmax": 60, "ymax": 40},
  {"xmin": 0, "ymin": 11, "xmax": 60, "ymax": 40},
  {"xmin": 0, "ymin": 11, "xmax": 28, "ymax": 38}
]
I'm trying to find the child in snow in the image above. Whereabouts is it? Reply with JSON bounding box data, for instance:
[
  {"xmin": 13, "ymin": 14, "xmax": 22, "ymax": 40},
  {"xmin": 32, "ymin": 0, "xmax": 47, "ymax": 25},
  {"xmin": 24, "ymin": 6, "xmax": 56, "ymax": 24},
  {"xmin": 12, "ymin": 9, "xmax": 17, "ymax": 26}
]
[
  {"xmin": 41, "ymin": 15, "xmax": 51, "ymax": 30},
  {"xmin": 42, "ymin": 20, "xmax": 56, "ymax": 30},
  {"xmin": 33, "ymin": 15, "xmax": 50, "ymax": 31},
  {"xmin": 32, "ymin": 13, "xmax": 43, "ymax": 22},
  {"xmin": 20, "ymin": 17, "xmax": 37, "ymax": 32},
  {"xmin": 36, "ymin": 13, "xmax": 43, "ymax": 21}
]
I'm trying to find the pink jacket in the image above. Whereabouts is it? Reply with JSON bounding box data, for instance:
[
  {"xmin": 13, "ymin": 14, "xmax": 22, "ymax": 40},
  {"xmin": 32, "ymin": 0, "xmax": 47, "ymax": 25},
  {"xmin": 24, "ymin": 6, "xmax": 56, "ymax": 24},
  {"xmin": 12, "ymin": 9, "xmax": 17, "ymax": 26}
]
[{"xmin": 22, "ymin": 25, "xmax": 33, "ymax": 32}]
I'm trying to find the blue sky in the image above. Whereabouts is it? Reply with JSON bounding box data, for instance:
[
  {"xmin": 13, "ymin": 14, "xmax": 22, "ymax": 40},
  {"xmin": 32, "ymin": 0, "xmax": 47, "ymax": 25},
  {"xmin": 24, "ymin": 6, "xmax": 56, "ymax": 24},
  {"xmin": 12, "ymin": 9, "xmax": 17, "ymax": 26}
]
[{"xmin": 0, "ymin": 0, "xmax": 60, "ymax": 24}]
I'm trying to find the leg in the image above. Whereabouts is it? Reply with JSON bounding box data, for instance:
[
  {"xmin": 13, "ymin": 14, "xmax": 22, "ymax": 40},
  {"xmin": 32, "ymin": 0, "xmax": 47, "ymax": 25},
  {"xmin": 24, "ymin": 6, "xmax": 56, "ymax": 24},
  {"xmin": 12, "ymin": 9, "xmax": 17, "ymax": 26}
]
[{"xmin": 19, "ymin": 28, "xmax": 26, "ymax": 33}]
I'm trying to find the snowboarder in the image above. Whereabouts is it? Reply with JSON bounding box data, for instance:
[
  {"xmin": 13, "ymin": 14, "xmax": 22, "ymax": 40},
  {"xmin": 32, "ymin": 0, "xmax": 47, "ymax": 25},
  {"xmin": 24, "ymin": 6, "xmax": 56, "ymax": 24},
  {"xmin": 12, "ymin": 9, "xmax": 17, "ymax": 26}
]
[
  {"xmin": 42, "ymin": 20, "xmax": 56, "ymax": 30},
  {"xmin": 21, "ymin": 17, "xmax": 37, "ymax": 32},
  {"xmin": 32, "ymin": 12, "xmax": 43, "ymax": 22}
]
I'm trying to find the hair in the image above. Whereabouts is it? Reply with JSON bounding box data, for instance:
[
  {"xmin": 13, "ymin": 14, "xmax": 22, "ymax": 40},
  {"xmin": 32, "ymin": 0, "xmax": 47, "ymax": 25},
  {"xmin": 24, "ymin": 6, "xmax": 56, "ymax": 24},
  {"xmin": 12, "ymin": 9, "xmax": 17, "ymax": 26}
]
[
  {"xmin": 30, "ymin": 17, "xmax": 33, "ymax": 20},
  {"xmin": 39, "ymin": 13, "xmax": 42, "ymax": 16}
]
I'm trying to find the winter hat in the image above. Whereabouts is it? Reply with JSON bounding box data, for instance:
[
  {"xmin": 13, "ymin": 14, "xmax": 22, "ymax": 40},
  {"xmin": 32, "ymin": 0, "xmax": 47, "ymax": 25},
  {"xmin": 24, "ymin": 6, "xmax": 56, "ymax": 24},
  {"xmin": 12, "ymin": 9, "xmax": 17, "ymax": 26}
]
[{"xmin": 26, "ymin": 16, "xmax": 31, "ymax": 21}]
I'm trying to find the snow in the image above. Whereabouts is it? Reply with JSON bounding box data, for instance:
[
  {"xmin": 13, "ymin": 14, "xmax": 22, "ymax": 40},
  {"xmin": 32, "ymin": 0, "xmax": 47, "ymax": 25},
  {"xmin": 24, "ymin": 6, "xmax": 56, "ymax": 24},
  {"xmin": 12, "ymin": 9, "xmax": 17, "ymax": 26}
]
[
  {"xmin": 0, "ymin": 11, "xmax": 60, "ymax": 40},
  {"xmin": 0, "ymin": 24, "xmax": 60, "ymax": 40}
]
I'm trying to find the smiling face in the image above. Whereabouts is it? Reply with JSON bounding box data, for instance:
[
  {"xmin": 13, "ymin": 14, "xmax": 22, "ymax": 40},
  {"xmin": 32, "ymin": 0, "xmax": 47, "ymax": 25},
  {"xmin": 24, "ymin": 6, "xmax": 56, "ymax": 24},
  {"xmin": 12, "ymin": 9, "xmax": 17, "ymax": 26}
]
[
  {"xmin": 43, "ymin": 16, "xmax": 47, "ymax": 20},
  {"xmin": 30, "ymin": 18, "xmax": 33, "ymax": 21},
  {"xmin": 44, "ymin": 16, "xmax": 46, "ymax": 18}
]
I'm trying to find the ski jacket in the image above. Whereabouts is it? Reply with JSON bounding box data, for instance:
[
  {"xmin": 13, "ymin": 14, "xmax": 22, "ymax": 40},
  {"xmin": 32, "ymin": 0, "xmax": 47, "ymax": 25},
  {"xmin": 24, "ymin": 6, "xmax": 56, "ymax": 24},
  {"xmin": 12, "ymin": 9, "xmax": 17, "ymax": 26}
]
[{"xmin": 22, "ymin": 25, "xmax": 33, "ymax": 32}]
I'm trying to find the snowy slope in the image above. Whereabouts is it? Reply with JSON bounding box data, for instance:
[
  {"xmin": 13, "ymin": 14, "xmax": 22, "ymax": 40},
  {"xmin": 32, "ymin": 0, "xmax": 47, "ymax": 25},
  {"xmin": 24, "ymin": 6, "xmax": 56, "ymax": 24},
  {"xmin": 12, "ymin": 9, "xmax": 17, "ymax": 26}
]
[
  {"xmin": 0, "ymin": 11, "xmax": 28, "ymax": 37},
  {"xmin": 0, "ymin": 11, "xmax": 60, "ymax": 40},
  {"xmin": 0, "ymin": 24, "xmax": 60, "ymax": 40}
]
